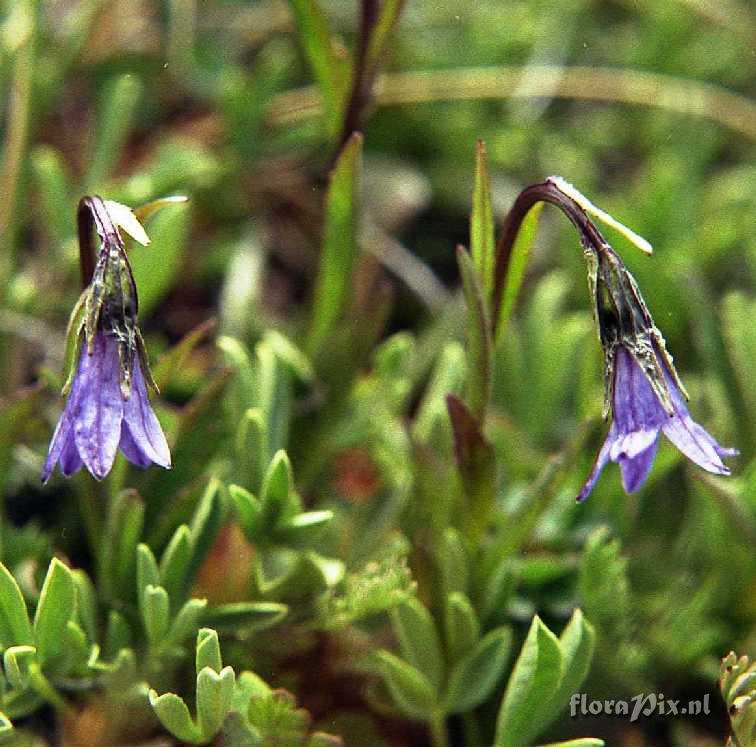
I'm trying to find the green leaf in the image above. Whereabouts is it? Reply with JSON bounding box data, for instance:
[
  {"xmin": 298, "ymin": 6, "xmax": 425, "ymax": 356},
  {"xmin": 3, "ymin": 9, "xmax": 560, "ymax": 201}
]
[
  {"xmin": 471, "ymin": 140, "xmax": 495, "ymax": 303},
  {"xmin": 159, "ymin": 524, "xmax": 193, "ymax": 606},
  {"xmin": 0, "ymin": 563, "xmax": 33, "ymax": 649},
  {"xmin": 152, "ymin": 318, "xmax": 216, "ymax": 392},
  {"xmin": 168, "ymin": 599, "xmax": 208, "ymax": 647},
  {"xmin": 287, "ymin": 0, "xmax": 351, "ymax": 137},
  {"xmin": 104, "ymin": 611, "xmax": 132, "ymax": 659},
  {"xmin": 149, "ymin": 691, "xmax": 202, "ymax": 744},
  {"xmin": 33, "ymin": 558, "xmax": 76, "ymax": 668},
  {"xmin": 202, "ymin": 602, "xmax": 288, "ymax": 634},
  {"xmin": 142, "ymin": 585, "xmax": 170, "ymax": 645},
  {"xmin": 457, "ymin": 245, "xmax": 492, "ymax": 422},
  {"xmin": 390, "ymin": 598, "xmax": 444, "ymax": 691},
  {"xmin": 234, "ymin": 408, "xmax": 268, "ymax": 494},
  {"xmin": 136, "ymin": 543, "xmax": 160, "ymax": 612},
  {"xmin": 444, "ymin": 592, "xmax": 480, "ymax": 663},
  {"xmin": 308, "ymin": 132, "xmax": 363, "ymax": 355},
  {"xmin": 437, "ymin": 528, "xmax": 469, "ymax": 597},
  {"xmin": 186, "ymin": 479, "xmax": 225, "ymax": 588},
  {"xmin": 196, "ymin": 628, "xmax": 222, "ymax": 674},
  {"xmin": 536, "ymin": 740, "xmax": 604, "ymax": 747},
  {"xmin": 539, "ymin": 610, "xmax": 596, "ymax": 731},
  {"xmin": 496, "ymin": 202, "xmax": 543, "ymax": 340},
  {"xmin": 446, "ymin": 394, "xmax": 497, "ymax": 544},
  {"xmin": 86, "ymin": 73, "xmax": 142, "ymax": 189},
  {"xmin": 276, "ymin": 511, "xmax": 334, "ymax": 547},
  {"xmin": 71, "ymin": 570, "xmax": 97, "ymax": 644},
  {"xmin": 494, "ymin": 616, "xmax": 563, "ymax": 747},
  {"xmin": 375, "ymin": 650, "xmax": 437, "ymax": 720},
  {"xmin": 128, "ymin": 199, "xmax": 189, "ymax": 316},
  {"xmin": 229, "ymin": 484, "xmax": 262, "ymax": 542},
  {"xmin": 196, "ymin": 665, "xmax": 236, "ymax": 740},
  {"xmin": 260, "ymin": 450, "xmax": 294, "ymax": 529},
  {"xmin": 445, "ymin": 626, "xmax": 512, "ymax": 714}
]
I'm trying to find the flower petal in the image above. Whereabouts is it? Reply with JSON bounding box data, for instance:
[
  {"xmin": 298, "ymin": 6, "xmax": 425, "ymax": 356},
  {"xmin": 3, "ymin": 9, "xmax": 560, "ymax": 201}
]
[
  {"xmin": 612, "ymin": 346, "xmax": 667, "ymax": 437},
  {"xmin": 122, "ymin": 358, "xmax": 171, "ymax": 469},
  {"xmin": 619, "ymin": 437, "xmax": 658, "ymax": 493},
  {"xmin": 119, "ymin": 423, "xmax": 153, "ymax": 468},
  {"xmin": 577, "ymin": 433, "xmax": 613, "ymax": 502},
  {"xmin": 59, "ymin": 437, "xmax": 84, "ymax": 477},
  {"xmin": 662, "ymin": 414, "xmax": 731, "ymax": 475},
  {"xmin": 42, "ymin": 413, "xmax": 73, "ymax": 483},
  {"xmin": 73, "ymin": 333, "xmax": 124, "ymax": 480}
]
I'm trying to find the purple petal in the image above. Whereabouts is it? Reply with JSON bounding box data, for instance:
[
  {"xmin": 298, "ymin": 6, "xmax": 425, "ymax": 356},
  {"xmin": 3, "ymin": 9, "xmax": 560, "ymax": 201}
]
[
  {"xmin": 612, "ymin": 347, "xmax": 667, "ymax": 437},
  {"xmin": 59, "ymin": 437, "xmax": 84, "ymax": 477},
  {"xmin": 42, "ymin": 414, "xmax": 73, "ymax": 483},
  {"xmin": 619, "ymin": 437, "xmax": 658, "ymax": 493},
  {"xmin": 661, "ymin": 415, "xmax": 731, "ymax": 475},
  {"xmin": 121, "ymin": 358, "xmax": 170, "ymax": 470},
  {"xmin": 73, "ymin": 333, "xmax": 124, "ymax": 480},
  {"xmin": 577, "ymin": 434, "xmax": 612, "ymax": 502},
  {"xmin": 119, "ymin": 424, "xmax": 153, "ymax": 468},
  {"xmin": 656, "ymin": 350, "xmax": 738, "ymax": 474}
]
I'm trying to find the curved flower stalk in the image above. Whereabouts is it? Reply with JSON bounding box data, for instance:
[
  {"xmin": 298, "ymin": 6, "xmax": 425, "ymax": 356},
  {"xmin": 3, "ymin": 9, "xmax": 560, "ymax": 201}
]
[
  {"xmin": 42, "ymin": 196, "xmax": 171, "ymax": 482},
  {"xmin": 491, "ymin": 177, "xmax": 737, "ymax": 501}
]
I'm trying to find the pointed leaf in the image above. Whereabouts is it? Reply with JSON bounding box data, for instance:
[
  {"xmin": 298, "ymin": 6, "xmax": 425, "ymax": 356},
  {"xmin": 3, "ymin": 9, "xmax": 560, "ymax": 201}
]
[
  {"xmin": 390, "ymin": 598, "xmax": 444, "ymax": 691},
  {"xmin": 159, "ymin": 524, "xmax": 193, "ymax": 606},
  {"xmin": 308, "ymin": 132, "xmax": 363, "ymax": 354},
  {"xmin": 445, "ymin": 626, "xmax": 512, "ymax": 714},
  {"xmin": 375, "ymin": 650, "xmax": 436, "ymax": 720},
  {"xmin": 494, "ymin": 616, "xmax": 563, "ymax": 747},
  {"xmin": 34, "ymin": 558, "xmax": 76, "ymax": 667},
  {"xmin": 471, "ymin": 140, "xmax": 495, "ymax": 302},
  {"xmin": 142, "ymin": 585, "xmax": 170, "ymax": 645},
  {"xmin": 196, "ymin": 627, "xmax": 223, "ymax": 674},
  {"xmin": 444, "ymin": 592, "xmax": 480, "ymax": 663},
  {"xmin": 457, "ymin": 245, "xmax": 492, "ymax": 422},
  {"xmin": 168, "ymin": 599, "xmax": 208, "ymax": 646},
  {"xmin": 0, "ymin": 563, "xmax": 33, "ymax": 648},
  {"xmin": 496, "ymin": 203, "xmax": 543, "ymax": 340}
]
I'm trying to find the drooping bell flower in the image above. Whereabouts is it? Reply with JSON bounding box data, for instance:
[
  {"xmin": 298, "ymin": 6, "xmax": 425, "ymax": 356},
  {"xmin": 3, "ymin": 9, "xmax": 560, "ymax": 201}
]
[
  {"xmin": 577, "ymin": 241, "xmax": 737, "ymax": 501},
  {"xmin": 42, "ymin": 196, "xmax": 172, "ymax": 482}
]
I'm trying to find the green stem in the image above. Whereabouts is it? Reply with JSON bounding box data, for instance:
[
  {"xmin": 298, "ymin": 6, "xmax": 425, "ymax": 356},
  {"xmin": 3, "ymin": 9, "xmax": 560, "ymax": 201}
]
[{"xmin": 429, "ymin": 712, "xmax": 449, "ymax": 747}]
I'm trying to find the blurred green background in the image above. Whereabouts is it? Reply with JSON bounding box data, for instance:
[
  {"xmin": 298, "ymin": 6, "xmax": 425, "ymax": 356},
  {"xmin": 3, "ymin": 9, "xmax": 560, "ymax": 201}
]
[{"xmin": 0, "ymin": 0, "xmax": 754, "ymax": 745}]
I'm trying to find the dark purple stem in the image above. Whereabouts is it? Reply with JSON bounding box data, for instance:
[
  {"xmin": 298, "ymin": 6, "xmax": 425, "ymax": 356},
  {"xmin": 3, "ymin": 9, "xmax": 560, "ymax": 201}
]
[
  {"xmin": 491, "ymin": 180, "xmax": 610, "ymax": 330},
  {"xmin": 338, "ymin": 0, "xmax": 379, "ymax": 151}
]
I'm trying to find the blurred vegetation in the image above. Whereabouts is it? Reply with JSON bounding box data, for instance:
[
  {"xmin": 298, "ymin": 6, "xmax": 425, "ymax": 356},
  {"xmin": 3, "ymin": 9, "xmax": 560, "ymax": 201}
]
[{"xmin": 0, "ymin": 0, "xmax": 754, "ymax": 745}]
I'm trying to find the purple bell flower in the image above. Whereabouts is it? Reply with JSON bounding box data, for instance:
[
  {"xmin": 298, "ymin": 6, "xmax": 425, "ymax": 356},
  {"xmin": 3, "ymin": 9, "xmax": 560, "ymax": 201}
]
[
  {"xmin": 577, "ymin": 343, "xmax": 738, "ymax": 502},
  {"xmin": 42, "ymin": 331, "xmax": 171, "ymax": 482}
]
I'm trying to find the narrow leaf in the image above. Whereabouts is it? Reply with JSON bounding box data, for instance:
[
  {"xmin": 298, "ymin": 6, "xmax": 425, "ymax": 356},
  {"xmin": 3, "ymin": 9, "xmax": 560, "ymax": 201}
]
[
  {"xmin": 390, "ymin": 598, "xmax": 444, "ymax": 691},
  {"xmin": 444, "ymin": 592, "xmax": 480, "ymax": 663},
  {"xmin": 149, "ymin": 691, "xmax": 202, "ymax": 744},
  {"xmin": 495, "ymin": 616, "xmax": 563, "ymax": 747},
  {"xmin": 375, "ymin": 650, "xmax": 436, "ymax": 720},
  {"xmin": 0, "ymin": 563, "xmax": 33, "ymax": 648},
  {"xmin": 445, "ymin": 626, "xmax": 512, "ymax": 714},
  {"xmin": 471, "ymin": 140, "xmax": 495, "ymax": 302},
  {"xmin": 496, "ymin": 203, "xmax": 542, "ymax": 340},
  {"xmin": 33, "ymin": 558, "xmax": 76, "ymax": 667},
  {"xmin": 308, "ymin": 132, "xmax": 363, "ymax": 355},
  {"xmin": 457, "ymin": 245, "xmax": 492, "ymax": 422}
]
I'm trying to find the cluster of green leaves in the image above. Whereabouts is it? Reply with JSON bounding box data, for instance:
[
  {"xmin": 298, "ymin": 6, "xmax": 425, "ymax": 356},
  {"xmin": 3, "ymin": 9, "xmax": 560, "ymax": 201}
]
[{"xmin": 0, "ymin": 0, "xmax": 753, "ymax": 744}]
